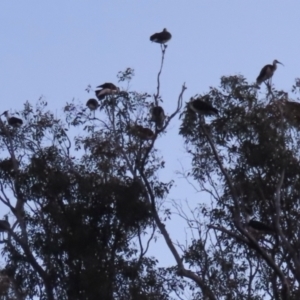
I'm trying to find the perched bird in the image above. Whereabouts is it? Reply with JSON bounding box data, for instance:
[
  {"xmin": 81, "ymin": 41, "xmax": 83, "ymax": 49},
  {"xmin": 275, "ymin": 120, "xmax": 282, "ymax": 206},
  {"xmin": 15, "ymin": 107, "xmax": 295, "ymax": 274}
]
[
  {"xmin": 150, "ymin": 105, "xmax": 165, "ymax": 129},
  {"xmin": 138, "ymin": 127, "xmax": 155, "ymax": 140},
  {"xmin": 245, "ymin": 214, "xmax": 275, "ymax": 234},
  {"xmin": 2, "ymin": 111, "xmax": 23, "ymax": 127},
  {"xmin": 150, "ymin": 28, "xmax": 172, "ymax": 44},
  {"xmin": 0, "ymin": 215, "xmax": 10, "ymax": 240},
  {"xmin": 189, "ymin": 98, "xmax": 219, "ymax": 116},
  {"xmin": 129, "ymin": 125, "xmax": 155, "ymax": 140},
  {"xmin": 95, "ymin": 89, "xmax": 118, "ymax": 101},
  {"xmin": 256, "ymin": 60, "xmax": 283, "ymax": 86},
  {"xmin": 86, "ymin": 98, "xmax": 99, "ymax": 110},
  {"xmin": 95, "ymin": 83, "xmax": 119, "ymax": 101},
  {"xmin": 97, "ymin": 82, "xmax": 119, "ymax": 90}
]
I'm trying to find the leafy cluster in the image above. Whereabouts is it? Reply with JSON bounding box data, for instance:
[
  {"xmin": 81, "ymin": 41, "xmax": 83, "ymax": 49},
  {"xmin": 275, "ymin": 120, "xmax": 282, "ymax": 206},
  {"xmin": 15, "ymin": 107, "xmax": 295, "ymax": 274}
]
[{"xmin": 0, "ymin": 46, "xmax": 300, "ymax": 300}]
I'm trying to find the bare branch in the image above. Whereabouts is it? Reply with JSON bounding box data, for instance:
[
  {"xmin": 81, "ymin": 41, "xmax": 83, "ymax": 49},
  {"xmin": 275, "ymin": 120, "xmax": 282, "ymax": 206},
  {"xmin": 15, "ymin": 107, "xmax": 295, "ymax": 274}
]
[
  {"xmin": 154, "ymin": 45, "xmax": 166, "ymax": 106},
  {"xmin": 208, "ymin": 225, "xmax": 248, "ymax": 244},
  {"xmin": 139, "ymin": 172, "xmax": 217, "ymax": 300}
]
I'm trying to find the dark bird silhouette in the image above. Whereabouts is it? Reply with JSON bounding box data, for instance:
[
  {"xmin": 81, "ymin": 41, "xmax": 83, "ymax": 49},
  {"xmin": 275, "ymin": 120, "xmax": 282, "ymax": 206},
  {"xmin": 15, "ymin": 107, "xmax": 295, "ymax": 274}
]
[
  {"xmin": 129, "ymin": 125, "xmax": 155, "ymax": 140},
  {"xmin": 189, "ymin": 99, "xmax": 219, "ymax": 116},
  {"xmin": 150, "ymin": 28, "xmax": 172, "ymax": 44},
  {"xmin": 2, "ymin": 111, "xmax": 23, "ymax": 127},
  {"xmin": 97, "ymin": 82, "xmax": 118, "ymax": 90},
  {"xmin": 138, "ymin": 127, "xmax": 155, "ymax": 140},
  {"xmin": 150, "ymin": 106, "xmax": 165, "ymax": 129},
  {"xmin": 256, "ymin": 60, "xmax": 283, "ymax": 86},
  {"xmin": 246, "ymin": 214, "xmax": 275, "ymax": 234},
  {"xmin": 86, "ymin": 99, "xmax": 99, "ymax": 110}
]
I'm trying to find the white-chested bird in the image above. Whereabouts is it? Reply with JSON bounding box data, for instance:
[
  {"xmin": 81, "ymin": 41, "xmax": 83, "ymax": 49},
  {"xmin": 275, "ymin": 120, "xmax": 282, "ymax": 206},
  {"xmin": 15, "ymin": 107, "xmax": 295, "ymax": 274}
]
[
  {"xmin": 150, "ymin": 28, "xmax": 172, "ymax": 44},
  {"xmin": 256, "ymin": 60, "xmax": 283, "ymax": 86},
  {"xmin": 2, "ymin": 111, "xmax": 23, "ymax": 127},
  {"xmin": 95, "ymin": 82, "xmax": 119, "ymax": 101}
]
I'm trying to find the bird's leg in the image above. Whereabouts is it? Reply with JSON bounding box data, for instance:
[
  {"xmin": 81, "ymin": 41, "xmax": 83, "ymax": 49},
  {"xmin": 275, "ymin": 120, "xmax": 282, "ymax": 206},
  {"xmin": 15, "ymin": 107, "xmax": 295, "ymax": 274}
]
[
  {"xmin": 264, "ymin": 80, "xmax": 271, "ymax": 94},
  {"xmin": 266, "ymin": 81, "xmax": 272, "ymax": 95}
]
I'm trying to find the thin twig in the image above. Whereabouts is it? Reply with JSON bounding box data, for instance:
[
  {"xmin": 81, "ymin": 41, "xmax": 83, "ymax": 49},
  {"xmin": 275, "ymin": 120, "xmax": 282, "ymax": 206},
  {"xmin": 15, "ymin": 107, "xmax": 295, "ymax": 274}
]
[{"xmin": 154, "ymin": 45, "xmax": 166, "ymax": 106}]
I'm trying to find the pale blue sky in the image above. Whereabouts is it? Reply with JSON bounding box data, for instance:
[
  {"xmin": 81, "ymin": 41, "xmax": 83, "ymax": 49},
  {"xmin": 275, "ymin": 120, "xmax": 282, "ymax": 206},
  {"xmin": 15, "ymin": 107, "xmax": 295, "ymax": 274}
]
[{"xmin": 1, "ymin": 2, "xmax": 299, "ymax": 269}]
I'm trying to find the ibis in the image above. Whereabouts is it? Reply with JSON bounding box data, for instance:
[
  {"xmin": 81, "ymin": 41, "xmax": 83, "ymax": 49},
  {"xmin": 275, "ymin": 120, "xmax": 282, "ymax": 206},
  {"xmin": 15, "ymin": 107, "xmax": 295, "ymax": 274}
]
[
  {"xmin": 150, "ymin": 28, "xmax": 172, "ymax": 44},
  {"xmin": 256, "ymin": 60, "xmax": 283, "ymax": 86},
  {"xmin": 150, "ymin": 105, "xmax": 165, "ymax": 129},
  {"xmin": 95, "ymin": 83, "xmax": 119, "ymax": 101},
  {"xmin": 2, "ymin": 111, "xmax": 23, "ymax": 127},
  {"xmin": 130, "ymin": 125, "xmax": 155, "ymax": 140},
  {"xmin": 95, "ymin": 89, "xmax": 118, "ymax": 101},
  {"xmin": 86, "ymin": 98, "xmax": 99, "ymax": 111},
  {"xmin": 0, "ymin": 215, "xmax": 10, "ymax": 239},
  {"xmin": 139, "ymin": 127, "xmax": 155, "ymax": 140},
  {"xmin": 189, "ymin": 98, "xmax": 219, "ymax": 116},
  {"xmin": 245, "ymin": 214, "xmax": 275, "ymax": 234},
  {"xmin": 97, "ymin": 82, "xmax": 118, "ymax": 90}
]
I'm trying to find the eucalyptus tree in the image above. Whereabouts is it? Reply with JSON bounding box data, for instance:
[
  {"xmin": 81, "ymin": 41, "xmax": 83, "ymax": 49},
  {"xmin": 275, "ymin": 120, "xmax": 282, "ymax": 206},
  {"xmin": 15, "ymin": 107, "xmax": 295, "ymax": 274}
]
[
  {"xmin": 1, "ymin": 41, "xmax": 299, "ymax": 300},
  {"xmin": 179, "ymin": 77, "xmax": 300, "ymax": 300},
  {"xmin": 0, "ymin": 42, "xmax": 187, "ymax": 299}
]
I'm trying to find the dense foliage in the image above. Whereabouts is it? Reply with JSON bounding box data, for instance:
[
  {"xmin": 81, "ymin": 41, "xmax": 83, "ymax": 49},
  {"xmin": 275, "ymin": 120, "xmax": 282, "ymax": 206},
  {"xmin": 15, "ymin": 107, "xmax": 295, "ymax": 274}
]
[{"xmin": 0, "ymin": 47, "xmax": 300, "ymax": 300}]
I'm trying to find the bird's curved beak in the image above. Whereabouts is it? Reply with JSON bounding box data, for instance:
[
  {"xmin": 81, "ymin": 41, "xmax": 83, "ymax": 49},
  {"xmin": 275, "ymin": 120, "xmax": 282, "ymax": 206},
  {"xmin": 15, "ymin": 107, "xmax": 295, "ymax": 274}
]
[{"xmin": 278, "ymin": 61, "xmax": 284, "ymax": 66}]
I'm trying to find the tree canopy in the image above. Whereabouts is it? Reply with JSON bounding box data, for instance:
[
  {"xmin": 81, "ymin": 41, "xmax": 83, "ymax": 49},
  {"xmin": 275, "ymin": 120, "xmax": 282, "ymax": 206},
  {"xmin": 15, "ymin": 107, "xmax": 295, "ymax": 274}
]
[{"xmin": 0, "ymin": 45, "xmax": 300, "ymax": 300}]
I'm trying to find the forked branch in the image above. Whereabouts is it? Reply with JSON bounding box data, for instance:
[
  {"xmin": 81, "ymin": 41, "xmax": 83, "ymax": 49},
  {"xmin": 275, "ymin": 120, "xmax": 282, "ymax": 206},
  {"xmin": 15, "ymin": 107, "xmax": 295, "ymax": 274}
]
[
  {"xmin": 139, "ymin": 170, "xmax": 217, "ymax": 300},
  {"xmin": 200, "ymin": 123, "xmax": 290, "ymax": 298}
]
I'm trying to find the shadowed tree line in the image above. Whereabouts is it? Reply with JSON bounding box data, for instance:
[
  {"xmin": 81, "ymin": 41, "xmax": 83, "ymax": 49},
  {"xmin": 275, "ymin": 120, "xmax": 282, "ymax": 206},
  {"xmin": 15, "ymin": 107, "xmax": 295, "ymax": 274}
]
[{"xmin": 0, "ymin": 39, "xmax": 300, "ymax": 300}]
